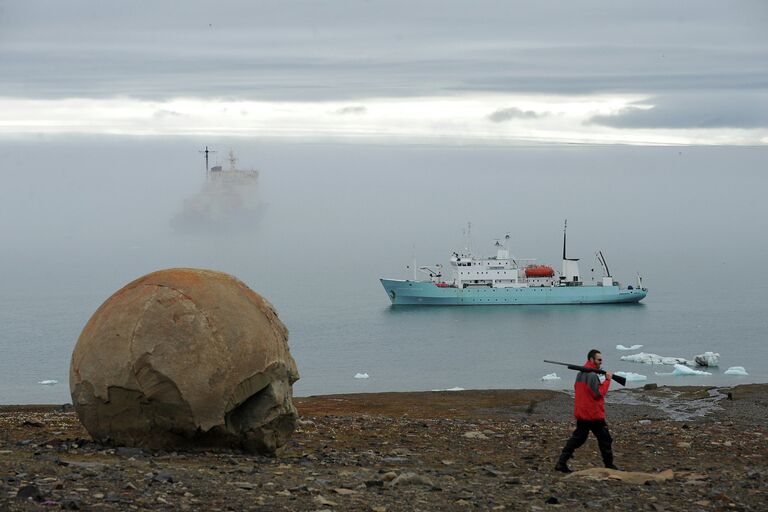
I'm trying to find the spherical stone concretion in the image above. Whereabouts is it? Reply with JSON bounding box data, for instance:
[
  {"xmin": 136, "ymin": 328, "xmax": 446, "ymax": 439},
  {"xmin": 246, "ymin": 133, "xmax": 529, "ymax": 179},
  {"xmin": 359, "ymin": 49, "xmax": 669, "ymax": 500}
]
[{"xmin": 69, "ymin": 268, "xmax": 300, "ymax": 455}]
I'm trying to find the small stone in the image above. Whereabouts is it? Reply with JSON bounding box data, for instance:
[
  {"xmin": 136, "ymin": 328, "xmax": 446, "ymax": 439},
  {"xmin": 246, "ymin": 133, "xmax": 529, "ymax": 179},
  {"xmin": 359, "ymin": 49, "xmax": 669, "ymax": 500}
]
[
  {"xmin": 389, "ymin": 472, "xmax": 434, "ymax": 487},
  {"xmin": 93, "ymin": 493, "xmax": 104, "ymax": 499},
  {"xmin": 370, "ymin": 506, "xmax": 387, "ymax": 512},
  {"xmin": 60, "ymin": 499, "xmax": 81, "ymax": 510},
  {"xmin": 463, "ymin": 431, "xmax": 489, "ymax": 440},
  {"xmin": 16, "ymin": 484, "xmax": 42, "ymax": 501},
  {"xmin": 333, "ymin": 488, "xmax": 357, "ymax": 495},
  {"xmin": 153, "ymin": 472, "xmax": 174, "ymax": 483},
  {"xmin": 381, "ymin": 472, "xmax": 398, "ymax": 482},
  {"xmin": 643, "ymin": 383, "xmax": 658, "ymax": 390},
  {"xmin": 314, "ymin": 495, "xmax": 338, "ymax": 507},
  {"xmin": 232, "ymin": 482, "xmax": 258, "ymax": 490},
  {"xmin": 545, "ymin": 496, "xmax": 559, "ymax": 505},
  {"xmin": 639, "ymin": 420, "xmax": 652, "ymax": 425}
]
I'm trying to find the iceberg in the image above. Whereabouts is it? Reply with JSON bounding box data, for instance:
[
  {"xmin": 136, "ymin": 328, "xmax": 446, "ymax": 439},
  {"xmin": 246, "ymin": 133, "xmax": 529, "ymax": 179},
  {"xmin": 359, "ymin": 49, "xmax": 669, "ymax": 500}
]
[
  {"xmin": 620, "ymin": 352, "xmax": 691, "ymax": 365},
  {"xmin": 724, "ymin": 366, "xmax": 748, "ymax": 376},
  {"xmin": 541, "ymin": 372, "xmax": 561, "ymax": 381},
  {"xmin": 655, "ymin": 364, "xmax": 711, "ymax": 376},
  {"xmin": 38, "ymin": 380, "xmax": 58, "ymax": 385},
  {"xmin": 614, "ymin": 371, "xmax": 647, "ymax": 382},
  {"xmin": 694, "ymin": 352, "xmax": 720, "ymax": 367},
  {"xmin": 616, "ymin": 344, "xmax": 643, "ymax": 351},
  {"xmin": 354, "ymin": 373, "xmax": 370, "ymax": 379}
]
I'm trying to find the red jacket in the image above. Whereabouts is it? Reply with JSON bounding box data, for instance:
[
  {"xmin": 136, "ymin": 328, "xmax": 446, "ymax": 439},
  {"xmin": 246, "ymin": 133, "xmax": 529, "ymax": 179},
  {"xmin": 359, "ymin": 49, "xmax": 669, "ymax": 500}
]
[{"xmin": 574, "ymin": 360, "xmax": 611, "ymax": 420}]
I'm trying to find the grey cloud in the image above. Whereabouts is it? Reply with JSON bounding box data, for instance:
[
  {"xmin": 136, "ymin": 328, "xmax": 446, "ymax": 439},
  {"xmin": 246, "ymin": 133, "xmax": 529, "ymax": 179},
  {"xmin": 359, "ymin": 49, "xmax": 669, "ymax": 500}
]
[
  {"xmin": 153, "ymin": 109, "xmax": 184, "ymax": 119},
  {"xmin": 488, "ymin": 107, "xmax": 545, "ymax": 122},
  {"xmin": 334, "ymin": 106, "xmax": 367, "ymax": 115},
  {"xmin": 588, "ymin": 93, "xmax": 768, "ymax": 129},
  {"xmin": 0, "ymin": 1, "xmax": 766, "ymax": 101}
]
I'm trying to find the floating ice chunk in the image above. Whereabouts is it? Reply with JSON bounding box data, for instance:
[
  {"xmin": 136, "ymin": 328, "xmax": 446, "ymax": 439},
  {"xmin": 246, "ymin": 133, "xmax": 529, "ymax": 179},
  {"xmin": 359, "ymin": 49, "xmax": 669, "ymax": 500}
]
[
  {"xmin": 621, "ymin": 352, "xmax": 691, "ymax": 366},
  {"xmin": 354, "ymin": 373, "xmax": 369, "ymax": 379},
  {"xmin": 655, "ymin": 364, "xmax": 711, "ymax": 376},
  {"xmin": 724, "ymin": 366, "xmax": 749, "ymax": 376},
  {"xmin": 614, "ymin": 371, "xmax": 647, "ymax": 382},
  {"xmin": 431, "ymin": 387, "xmax": 466, "ymax": 392},
  {"xmin": 38, "ymin": 380, "xmax": 58, "ymax": 385},
  {"xmin": 541, "ymin": 372, "xmax": 561, "ymax": 381},
  {"xmin": 694, "ymin": 352, "xmax": 720, "ymax": 367},
  {"xmin": 616, "ymin": 344, "xmax": 643, "ymax": 351}
]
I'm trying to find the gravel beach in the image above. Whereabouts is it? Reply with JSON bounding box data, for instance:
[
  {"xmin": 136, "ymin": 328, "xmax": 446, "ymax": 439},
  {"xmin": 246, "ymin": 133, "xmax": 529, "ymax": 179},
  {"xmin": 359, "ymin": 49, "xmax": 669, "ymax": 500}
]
[{"xmin": 1, "ymin": 384, "xmax": 766, "ymax": 511}]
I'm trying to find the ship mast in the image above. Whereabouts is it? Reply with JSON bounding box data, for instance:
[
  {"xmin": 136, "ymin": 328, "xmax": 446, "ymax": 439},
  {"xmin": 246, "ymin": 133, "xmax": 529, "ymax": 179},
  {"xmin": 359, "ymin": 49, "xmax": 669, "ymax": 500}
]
[
  {"xmin": 562, "ymin": 219, "xmax": 567, "ymax": 260},
  {"xmin": 199, "ymin": 146, "xmax": 217, "ymax": 178}
]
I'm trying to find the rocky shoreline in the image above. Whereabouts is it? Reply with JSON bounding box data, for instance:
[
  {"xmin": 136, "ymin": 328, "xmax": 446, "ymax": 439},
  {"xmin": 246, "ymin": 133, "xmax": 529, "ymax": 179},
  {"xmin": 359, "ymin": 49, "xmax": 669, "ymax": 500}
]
[{"xmin": 1, "ymin": 384, "xmax": 766, "ymax": 511}]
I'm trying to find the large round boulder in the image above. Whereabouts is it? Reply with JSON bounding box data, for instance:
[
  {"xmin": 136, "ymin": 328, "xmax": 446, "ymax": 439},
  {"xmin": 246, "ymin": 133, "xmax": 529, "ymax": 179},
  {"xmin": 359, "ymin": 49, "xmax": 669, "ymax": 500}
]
[{"xmin": 70, "ymin": 268, "xmax": 299, "ymax": 455}]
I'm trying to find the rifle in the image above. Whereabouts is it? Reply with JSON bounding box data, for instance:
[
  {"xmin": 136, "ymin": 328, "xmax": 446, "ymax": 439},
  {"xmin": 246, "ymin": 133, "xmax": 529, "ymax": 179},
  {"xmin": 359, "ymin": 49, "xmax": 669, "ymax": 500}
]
[{"xmin": 543, "ymin": 360, "xmax": 627, "ymax": 386}]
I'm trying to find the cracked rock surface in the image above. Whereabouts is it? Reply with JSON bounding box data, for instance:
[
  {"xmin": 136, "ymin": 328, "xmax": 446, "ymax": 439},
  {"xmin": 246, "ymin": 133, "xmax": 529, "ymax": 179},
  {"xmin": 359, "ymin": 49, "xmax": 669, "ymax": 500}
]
[{"xmin": 69, "ymin": 268, "xmax": 299, "ymax": 455}]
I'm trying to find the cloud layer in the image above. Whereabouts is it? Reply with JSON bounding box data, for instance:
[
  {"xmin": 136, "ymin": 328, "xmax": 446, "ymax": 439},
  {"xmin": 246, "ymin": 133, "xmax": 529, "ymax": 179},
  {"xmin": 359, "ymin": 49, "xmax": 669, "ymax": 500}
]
[
  {"xmin": 588, "ymin": 93, "xmax": 768, "ymax": 129},
  {"xmin": 1, "ymin": 0, "xmax": 766, "ymax": 144}
]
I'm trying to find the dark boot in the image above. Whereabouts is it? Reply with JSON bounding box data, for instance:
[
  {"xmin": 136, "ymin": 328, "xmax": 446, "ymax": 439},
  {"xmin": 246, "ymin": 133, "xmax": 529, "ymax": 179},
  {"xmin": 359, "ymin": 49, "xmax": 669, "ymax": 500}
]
[
  {"xmin": 554, "ymin": 453, "xmax": 572, "ymax": 473},
  {"xmin": 602, "ymin": 449, "xmax": 618, "ymax": 470}
]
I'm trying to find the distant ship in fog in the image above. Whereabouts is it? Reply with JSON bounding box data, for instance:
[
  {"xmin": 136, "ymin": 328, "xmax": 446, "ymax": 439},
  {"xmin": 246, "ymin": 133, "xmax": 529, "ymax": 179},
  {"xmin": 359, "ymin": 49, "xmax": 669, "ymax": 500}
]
[{"xmin": 170, "ymin": 147, "xmax": 263, "ymax": 233}]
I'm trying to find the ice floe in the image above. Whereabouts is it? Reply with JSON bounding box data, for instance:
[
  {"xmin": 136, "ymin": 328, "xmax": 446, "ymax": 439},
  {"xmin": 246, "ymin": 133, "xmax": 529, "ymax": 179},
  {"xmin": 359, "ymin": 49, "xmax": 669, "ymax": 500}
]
[
  {"xmin": 620, "ymin": 352, "xmax": 691, "ymax": 366},
  {"xmin": 614, "ymin": 371, "xmax": 647, "ymax": 382},
  {"xmin": 431, "ymin": 387, "xmax": 466, "ymax": 392},
  {"xmin": 724, "ymin": 366, "xmax": 749, "ymax": 376},
  {"xmin": 354, "ymin": 373, "xmax": 369, "ymax": 379},
  {"xmin": 655, "ymin": 364, "xmax": 711, "ymax": 377},
  {"xmin": 616, "ymin": 344, "xmax": 643, "ymax": 351},
  {"xmin": 38, "ymin": 380, "xmax": 58, "ymax": 385},
  {"xmin": 541, "ymin": 372, "xmax": 561, "ymax": 381},
  {"xmin": 693, "ymin": 352, "xmax": 720, "ymax": 367}
]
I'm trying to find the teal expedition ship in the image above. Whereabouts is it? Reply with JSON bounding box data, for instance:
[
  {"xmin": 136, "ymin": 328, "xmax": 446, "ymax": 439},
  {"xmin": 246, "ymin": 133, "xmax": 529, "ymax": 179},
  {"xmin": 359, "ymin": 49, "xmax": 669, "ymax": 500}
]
[{"xmin": 380, "ymin": 222, "xmax": 647, "ymax": 306}]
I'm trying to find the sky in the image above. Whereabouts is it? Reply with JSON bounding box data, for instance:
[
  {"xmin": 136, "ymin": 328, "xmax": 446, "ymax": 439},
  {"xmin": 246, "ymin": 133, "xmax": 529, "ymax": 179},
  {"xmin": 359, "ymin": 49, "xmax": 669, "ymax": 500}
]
[{"xmin": 1, "ymin": 0, "xmax": 767, "ymax": 145}]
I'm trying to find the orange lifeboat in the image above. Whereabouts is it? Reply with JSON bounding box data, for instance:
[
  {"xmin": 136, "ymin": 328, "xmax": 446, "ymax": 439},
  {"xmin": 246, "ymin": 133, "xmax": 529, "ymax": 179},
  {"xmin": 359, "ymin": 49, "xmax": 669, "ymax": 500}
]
[
  {"xmin": 435, "ymin": 282, "xmax": 453, "ymax": 288},
  {"xmin": 525, "ymin": 265, "xmax": 555, "ymax": 278}
]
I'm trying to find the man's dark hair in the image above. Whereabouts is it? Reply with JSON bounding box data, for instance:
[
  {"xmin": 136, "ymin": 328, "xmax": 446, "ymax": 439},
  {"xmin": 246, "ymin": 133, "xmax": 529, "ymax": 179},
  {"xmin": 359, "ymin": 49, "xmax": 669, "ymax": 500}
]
[{"xmin": 587, "ymin": 349, "xmax": 601, "ymax": 360}]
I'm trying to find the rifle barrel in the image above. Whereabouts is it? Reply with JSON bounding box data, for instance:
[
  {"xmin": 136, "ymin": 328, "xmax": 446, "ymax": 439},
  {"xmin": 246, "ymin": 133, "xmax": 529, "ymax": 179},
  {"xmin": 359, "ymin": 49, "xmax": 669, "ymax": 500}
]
[{"xmin": 543, "ymin": 359, "xmax": 626, "ymax": 386}]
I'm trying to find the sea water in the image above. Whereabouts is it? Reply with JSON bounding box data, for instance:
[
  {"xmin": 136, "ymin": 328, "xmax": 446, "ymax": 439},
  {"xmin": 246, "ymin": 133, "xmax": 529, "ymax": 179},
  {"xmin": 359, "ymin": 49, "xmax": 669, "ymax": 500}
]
[{"xmin": 1, "ymin": 138, "xmax": 766, "ymax": 404}]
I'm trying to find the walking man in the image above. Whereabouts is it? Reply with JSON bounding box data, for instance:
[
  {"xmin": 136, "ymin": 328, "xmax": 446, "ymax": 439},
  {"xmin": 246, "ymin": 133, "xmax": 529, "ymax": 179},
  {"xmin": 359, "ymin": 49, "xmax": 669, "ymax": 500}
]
[{"xmin": 555, "ymin": 349, "xmax": 618, "ymax": 472}]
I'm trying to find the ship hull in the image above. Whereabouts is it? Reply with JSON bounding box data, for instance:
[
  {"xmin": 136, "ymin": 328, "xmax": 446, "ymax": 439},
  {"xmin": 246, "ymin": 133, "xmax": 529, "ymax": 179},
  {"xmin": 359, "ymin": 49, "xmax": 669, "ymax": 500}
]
[{"xmin": 380, "ymin": 279, "xmax": 647, "ymax": 306}]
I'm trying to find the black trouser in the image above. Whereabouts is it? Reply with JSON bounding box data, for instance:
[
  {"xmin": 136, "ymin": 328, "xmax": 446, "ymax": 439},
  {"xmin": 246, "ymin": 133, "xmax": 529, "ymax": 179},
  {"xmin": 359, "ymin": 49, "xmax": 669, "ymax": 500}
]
[{"xmin": 558, "ymin": 419, "xmax": 613, "ymax": 466}]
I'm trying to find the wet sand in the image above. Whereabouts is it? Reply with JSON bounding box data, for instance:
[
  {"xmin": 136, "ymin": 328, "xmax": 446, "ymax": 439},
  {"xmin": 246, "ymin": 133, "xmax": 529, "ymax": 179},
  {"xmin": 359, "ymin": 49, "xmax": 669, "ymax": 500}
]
[{"xmin": 1, "ymin": 384, "xmax": 766, "ymax": 511}]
